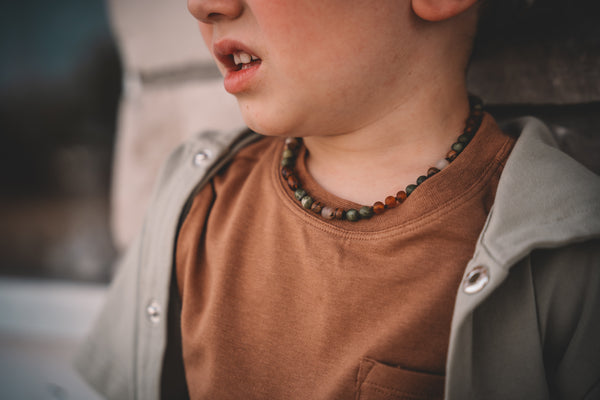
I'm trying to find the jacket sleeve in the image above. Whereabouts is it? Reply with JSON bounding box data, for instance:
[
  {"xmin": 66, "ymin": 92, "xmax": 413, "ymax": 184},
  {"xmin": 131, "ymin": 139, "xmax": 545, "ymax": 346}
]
[
  {"xmin": 531, "ymin": 238, "xmax": 600, "ymax": 400},
  {"xmin": 73, "ymin": 232, "xmax": 142, "ymax": 400}
]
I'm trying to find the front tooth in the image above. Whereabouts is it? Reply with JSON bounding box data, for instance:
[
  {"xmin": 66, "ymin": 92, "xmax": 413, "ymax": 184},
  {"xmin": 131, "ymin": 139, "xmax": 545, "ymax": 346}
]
[
  {"xmin": 239, "ymin": 52, "xmax": 252, "ymax": 64},
  {"xmin": 233, "ymin": 53, "xmax": 242, "ymax": 65}
]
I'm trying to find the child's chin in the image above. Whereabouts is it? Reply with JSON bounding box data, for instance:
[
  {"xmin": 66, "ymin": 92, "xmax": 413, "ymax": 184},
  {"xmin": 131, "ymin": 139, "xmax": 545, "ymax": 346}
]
[{"xmin": 240, "ymin": 113, "xmax": 296, "ymax": 137}]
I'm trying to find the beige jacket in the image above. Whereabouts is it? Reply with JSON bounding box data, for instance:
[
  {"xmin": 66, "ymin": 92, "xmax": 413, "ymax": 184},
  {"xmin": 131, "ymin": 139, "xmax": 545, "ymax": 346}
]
[{"xmin": 75, "ymin": 117, "xmax": 600, "ymax": 399}]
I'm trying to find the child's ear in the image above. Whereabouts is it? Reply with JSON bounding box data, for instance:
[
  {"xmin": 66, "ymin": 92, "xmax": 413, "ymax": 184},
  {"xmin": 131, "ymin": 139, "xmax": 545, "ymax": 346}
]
[{"xmin": 411, "ymin": 0, "xmax": 479, "ymax": 22}]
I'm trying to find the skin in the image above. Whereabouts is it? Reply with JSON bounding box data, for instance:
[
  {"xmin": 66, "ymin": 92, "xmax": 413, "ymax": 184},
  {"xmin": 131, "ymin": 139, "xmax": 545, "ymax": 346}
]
[{"xmin": 189, "ymin": 0, "xmax": 480, "ymax": 205}]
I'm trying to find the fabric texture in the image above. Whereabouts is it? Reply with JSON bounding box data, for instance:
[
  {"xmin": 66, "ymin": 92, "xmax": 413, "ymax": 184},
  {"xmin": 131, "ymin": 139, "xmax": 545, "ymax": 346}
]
[
  {"xmin": 175, "ymin": 115, "xmax": 514, "ymax": 399},
  {"xmin": 74, "ymin": 117, "xmax": 600, "ymax": 400}
]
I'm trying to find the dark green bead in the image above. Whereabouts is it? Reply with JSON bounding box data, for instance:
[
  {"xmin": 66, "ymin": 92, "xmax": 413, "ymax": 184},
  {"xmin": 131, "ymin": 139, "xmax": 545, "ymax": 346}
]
[
  {"xmin": 406, "ymin": 184, "xmax": 417, "ymax": 196},
  {"xmin": 346, "ymin": 209, "xmax": 359, "ymax": 221},
  {"xmin": 294, "ymin": 189, "xmax": 307, "ymax": 200},
  {"xmin": 359, "ymin": 206, "xmax": 373, "ymax": 219},
  {"xmin": 416, "ymin": 175, "xmax": 427, "ymax": 185},
  {"xmin": 281, "ymin": 157, "xmax": 295, "ymax": 167},
  {"xmin": 451, "ymin": 142, "xmax": 464, "ymax": 152},
  {"xmin": 301, "ymin": 195, "xmax": 314, "ymax": 209},
  {"xmin": 457, "ymin": 134, "xmax": 470, "ymax": 143}
]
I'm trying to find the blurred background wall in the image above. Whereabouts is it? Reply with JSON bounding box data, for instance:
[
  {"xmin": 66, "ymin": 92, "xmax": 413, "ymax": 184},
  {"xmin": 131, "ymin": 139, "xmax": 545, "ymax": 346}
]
[{"xmin": 0, "ymin": 0, "xmax": 120, "ymax": 283}]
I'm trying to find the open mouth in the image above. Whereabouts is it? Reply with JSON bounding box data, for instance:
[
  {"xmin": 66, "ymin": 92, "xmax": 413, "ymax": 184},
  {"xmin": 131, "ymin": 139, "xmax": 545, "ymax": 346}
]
[
  {"xmin": 213, "ymin": 41, "xmax": 262, "ymax": 93},
  {"xmin": 231, "ymin": 51, "xmax": 262, "ymax": 71}
]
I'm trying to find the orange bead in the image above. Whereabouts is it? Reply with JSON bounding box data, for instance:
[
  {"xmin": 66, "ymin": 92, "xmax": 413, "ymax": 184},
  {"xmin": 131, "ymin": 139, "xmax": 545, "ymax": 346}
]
[
  {"xmin": 427, "ymin": 167, "xmax": 440, "ymax": 177},
  {"xmin": 446, "ymin": 150, "xmax": 458, "ymax": 162},
  {"xmin": 385, "ymin": 196, "xmax": 398, "ymax": 208},
  {"xmin": 287, "ymin": 175, "xmax": 300, "ymax": 190},
  {"xmin": 311, "ymin": 201, "xmax": 323, "ymax": 213},
  {"xmin": 281, "ymin": 166, "xmax": 293, "ymax": 179},
  {"xmin": 335, "ymin": 208, "xmax": 345, "ymax": 219},
  {"xmin": 373, "ymin": 201, "xmax": 385, "ymax": 214},
  {"xmin": 396, "ymin": 191, "xmax": 407, "ymax": 203}
]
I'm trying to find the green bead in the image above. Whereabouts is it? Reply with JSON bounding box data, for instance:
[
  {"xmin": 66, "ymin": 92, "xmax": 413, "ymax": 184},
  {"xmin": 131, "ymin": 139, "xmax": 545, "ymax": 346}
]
[
  {"xmin": 301, "ymin": 195, "xmax": 314, "ymax": 209},
  {"xmin": 451, "ymin": 142, "xmax": 464, "ymax": 152},
  {"xmin": 359, "ymin": 206, "xmax": 373, "ymax": 219},
  {"xmin": 294, "ymin": 189, "xmax": 307, "ymax": 200},
  {"xmin": 406, "ymin": 184, "xmax": 417, "ymax": 196},
  {"xmin": 346, "ymin": 209, "xmax": 359, "ymax": 221},
  {"xmin": 282, "ymin": 149, "xmax": 294, "ymax": 159},
  {"xmin": 457, "ymin": 134, "xmax": 470, "ymax": 143},
  {"xmin": 281, "ymin": 157, "xmax": 294, "ymax": 167},
  {"xmin": 416, "ymin": 175, "xmax": 427, "ymax": 185}
]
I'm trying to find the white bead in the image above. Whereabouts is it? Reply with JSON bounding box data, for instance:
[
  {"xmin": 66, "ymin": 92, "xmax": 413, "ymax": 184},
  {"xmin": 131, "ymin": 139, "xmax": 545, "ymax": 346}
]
[
  {"xmin": 435, "ymin": 159, "xmax": 450, "ymax": 171},
  {"xmin": 321, "ymin": 206, "xmax": 335, "ymax": 220}
]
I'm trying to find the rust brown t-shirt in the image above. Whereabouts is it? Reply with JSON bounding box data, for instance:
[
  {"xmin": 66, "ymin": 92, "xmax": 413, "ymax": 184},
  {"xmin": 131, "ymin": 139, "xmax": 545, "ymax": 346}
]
[{"xmin": 176, "ymin": 114, "xmax": 515, "ymax": 400}]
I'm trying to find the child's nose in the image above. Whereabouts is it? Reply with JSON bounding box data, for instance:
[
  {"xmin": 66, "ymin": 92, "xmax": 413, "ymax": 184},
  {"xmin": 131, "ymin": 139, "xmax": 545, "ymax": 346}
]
[{"xmin": 188, "ymin": 0, "xmax": 244, "ymax": 23}]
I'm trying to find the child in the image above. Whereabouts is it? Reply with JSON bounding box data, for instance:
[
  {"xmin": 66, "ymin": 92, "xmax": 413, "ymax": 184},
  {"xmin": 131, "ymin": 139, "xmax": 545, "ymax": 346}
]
[{"xmin": 76, "ymin": 1, "xmax": 600, "ymax": 399}]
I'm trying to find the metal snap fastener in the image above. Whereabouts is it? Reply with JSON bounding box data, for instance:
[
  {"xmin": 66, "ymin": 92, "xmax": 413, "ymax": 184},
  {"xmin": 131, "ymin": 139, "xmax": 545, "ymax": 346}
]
[
  {"xmin": 462, "ymin": 266, "xmax": 490, "ymax": 294},
  {"xmin": 146, "ymin": 300, "xmax": 161, "ymax": 324},
  {"xmin": 193, "ymin": 149, "xmax": 213, "ymax": 166}
]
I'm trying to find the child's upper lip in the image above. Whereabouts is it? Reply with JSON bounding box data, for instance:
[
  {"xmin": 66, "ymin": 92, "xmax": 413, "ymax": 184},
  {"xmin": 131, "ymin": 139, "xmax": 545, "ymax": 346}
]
[{"xmin": 213, "ymin": 39, "xmax": 261, "ymax": 70}]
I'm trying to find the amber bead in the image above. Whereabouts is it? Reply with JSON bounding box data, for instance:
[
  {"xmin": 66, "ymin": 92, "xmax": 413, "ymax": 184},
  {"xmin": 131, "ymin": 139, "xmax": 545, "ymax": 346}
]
[
  {"xmin": 287, "ymin": 175, "xmax": 300, "ymax": 190},
  {"xmin": 396, "ymin": 191, "xmax": 407, "ymax": 203},
  {"xmin": 446, "ymin": 150, "xmax": 458, "ymax": 162},
  {"xmin": 464, "ymin": 125, "xmax": 475, "ymax": 135},
  {"xmin": 359, "ymin": 206, "xmax": 373, "ymax": 219},
  {"xmin": 321, "ymin": 206, "xmax": 336, "ymax": 220},
  {"xmin": 416, "ymin": 175, "xmax": 427, "ymax": 185},
  {"xmin": 373, "ymin": 201, "xmax": 385, "ymax": 214},
  {"xmin": 281, "ymin": 166, "xmax": 293, "ymax": 179},
  {"xmin": 346, "ymin": 209, "xmax": 359, "ymax": 221},
  {"xmin": 335, "ymin": 208, "xmax": 345, "ymax": 220},
  {"xmin": 311, "ymin": 201, "xmax": 323, "ymax": 213},
  {"xmin": 385, "ymin": 196, "xmax": 398, "ymax": 208},
  {"xmin": 406, "ymin": 184, "xmax": 417, "ymax": 196},
  {"xmin": 427, "ymin": 167, "xmax": 440, "ymax": 177}
]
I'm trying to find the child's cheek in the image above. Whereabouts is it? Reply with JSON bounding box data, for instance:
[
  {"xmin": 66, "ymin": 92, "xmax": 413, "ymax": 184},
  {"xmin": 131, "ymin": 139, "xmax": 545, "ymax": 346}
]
[{"xmin": 198, "ymin": 23, "xmax": 213, "ymax": 53}]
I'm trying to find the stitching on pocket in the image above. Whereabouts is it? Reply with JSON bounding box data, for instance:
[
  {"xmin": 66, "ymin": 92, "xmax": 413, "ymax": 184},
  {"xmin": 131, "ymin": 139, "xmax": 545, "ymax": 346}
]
[
  {"xmin": 356, "ymin": 357, "xmax": 444, "ymax": 400},
  {"xmin": 355, "ymin": 358, "xmax": 376, "ymax": 400}
]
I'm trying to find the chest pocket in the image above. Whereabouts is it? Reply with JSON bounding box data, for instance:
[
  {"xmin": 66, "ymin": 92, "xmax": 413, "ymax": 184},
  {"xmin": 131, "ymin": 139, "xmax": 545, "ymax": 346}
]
[{"xmin": 355, "ymin": 358, "xmax": 444, "ymax": 400}]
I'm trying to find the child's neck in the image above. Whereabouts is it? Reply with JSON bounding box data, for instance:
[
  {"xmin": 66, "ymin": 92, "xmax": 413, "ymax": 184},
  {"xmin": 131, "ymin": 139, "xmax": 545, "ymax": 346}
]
[{"xmin": 302, "ymin": 86, "xmax": 471, "ymax": 205}]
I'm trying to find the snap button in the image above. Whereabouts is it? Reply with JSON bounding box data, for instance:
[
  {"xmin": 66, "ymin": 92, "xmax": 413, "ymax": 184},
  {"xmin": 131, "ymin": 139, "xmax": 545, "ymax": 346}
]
[
  {"xmin": 462, "ymin": 266, "xmax": 490, "ymax": 294},
  {"xmin": 146, "ymin": 300, "xmax": 161, "ymax": 324},
  {"xmin": 193, "ymin": 149, "xmax": 213, "ymax": 166}
]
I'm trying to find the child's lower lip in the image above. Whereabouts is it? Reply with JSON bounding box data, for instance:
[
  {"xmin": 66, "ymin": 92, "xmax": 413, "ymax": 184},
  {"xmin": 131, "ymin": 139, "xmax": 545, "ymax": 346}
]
[{"xmin": 223, "ymin": 62, "xmax": 261, "ymax": 94}]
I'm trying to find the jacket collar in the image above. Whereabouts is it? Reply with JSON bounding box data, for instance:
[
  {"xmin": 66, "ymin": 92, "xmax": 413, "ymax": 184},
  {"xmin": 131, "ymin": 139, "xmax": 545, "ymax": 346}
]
[{"xmin": 479, "ymin": 117, "xmax": 600, "ymax": 270}]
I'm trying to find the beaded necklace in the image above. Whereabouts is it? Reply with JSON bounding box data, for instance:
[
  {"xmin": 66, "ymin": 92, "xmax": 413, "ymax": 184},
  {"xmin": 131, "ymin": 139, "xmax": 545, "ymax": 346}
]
[{"xmin": 280, "ymin": 96, "xmax": 484, "ymax": 222}]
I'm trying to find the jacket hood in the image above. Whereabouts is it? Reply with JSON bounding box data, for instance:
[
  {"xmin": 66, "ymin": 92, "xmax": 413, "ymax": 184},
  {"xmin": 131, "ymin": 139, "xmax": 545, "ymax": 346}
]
[{"xmin": 480, "ymin": 117, "xmax": 600, "ymax": 270}]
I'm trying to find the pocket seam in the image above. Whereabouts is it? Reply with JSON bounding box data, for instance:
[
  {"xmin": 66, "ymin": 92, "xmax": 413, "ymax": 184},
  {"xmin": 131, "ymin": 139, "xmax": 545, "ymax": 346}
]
[
  {"xmin": 356, "ymin": 357, "xmax": 444, "ymax": 400},
  {"xmin": 361, "ymin": 381, "xmax": 440, "ymax": 400}
]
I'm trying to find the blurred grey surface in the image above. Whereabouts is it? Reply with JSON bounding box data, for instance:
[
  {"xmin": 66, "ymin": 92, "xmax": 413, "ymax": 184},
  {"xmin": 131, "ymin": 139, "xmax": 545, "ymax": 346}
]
[
  {"xmin": 0, "ymin": 278, "xmax": 106, "ymax": 399},
  {"xmin": 468, "ymin": 0, "xmax": 600, "ymax": 104}
]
